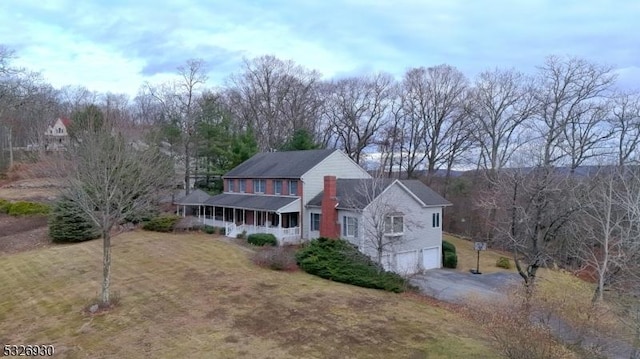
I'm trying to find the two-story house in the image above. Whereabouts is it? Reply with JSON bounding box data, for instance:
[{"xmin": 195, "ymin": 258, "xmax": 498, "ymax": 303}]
[
  {"xmin": 44, "ymin": 118, "xmax": 71, "ymax": 150},
  {"xmin": 174, "ymin": 148, "xmax": 451, "ymax": 274},
  {"xmin": 195, "ymin": 149, "xmax": 370, "ymax": 242}
]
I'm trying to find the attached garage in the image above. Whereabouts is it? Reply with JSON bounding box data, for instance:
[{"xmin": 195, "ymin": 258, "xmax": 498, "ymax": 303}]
[
  {"xmin": 422, "ymin": 246, "xmax": 441, "ymax": 270},
  {"xmin": 395, "ymin": 250, "xmax": 420, "ymax": 275}
]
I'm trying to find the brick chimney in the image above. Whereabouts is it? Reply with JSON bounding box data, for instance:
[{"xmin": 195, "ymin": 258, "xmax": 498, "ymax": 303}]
[{"xmin": 320, "ymin": 175, "xmax": 340, "ymax": 239}]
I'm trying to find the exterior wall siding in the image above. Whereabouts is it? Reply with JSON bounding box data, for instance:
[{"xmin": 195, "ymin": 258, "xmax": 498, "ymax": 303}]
[
  {"xmin": 301, "ymin": 151, "xmax": 371, "ymax": 239},
  {"xmin": 350, "ymin": 183, "xmax": 443, "ymax": 270}
]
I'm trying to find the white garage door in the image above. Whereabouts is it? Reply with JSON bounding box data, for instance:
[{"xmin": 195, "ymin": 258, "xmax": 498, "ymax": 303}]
[
  {"xmin": 396, "ymin": 250, "xmax": 420, "ymax": 275},
  {"xmin": 422, "ymin": 247, "xmax": 440, "ymax": 270}
]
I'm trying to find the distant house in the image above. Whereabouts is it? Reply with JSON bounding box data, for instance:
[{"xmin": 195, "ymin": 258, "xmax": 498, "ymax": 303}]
[
  {"xmin": 44, "ymin": 118, "xmax": 71, "ymax": 150},
  {"xmin": 175, "ymin": 149, "xmax": 451, "ymax": 275}
]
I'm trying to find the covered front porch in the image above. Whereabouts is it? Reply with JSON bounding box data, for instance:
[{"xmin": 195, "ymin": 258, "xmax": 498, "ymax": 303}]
[{"xmin": 200, "ymin": 193, "xmax": 302, "ymax": 244}]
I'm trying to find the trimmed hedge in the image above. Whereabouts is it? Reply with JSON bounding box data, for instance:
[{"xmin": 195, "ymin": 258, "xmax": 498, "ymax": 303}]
[
  {"xmin": 496, "ymin": 256, "xmax": 512, "ymax": 269},
  {"xmin": 247, "ymin": 233, "xmax": 277, "ymax": 246},
  {"xmin": 295, "ymin": 237, "xmax": 407, "ymax": 293},
  {"xmin": 442, "ymin": 240, "xmax": 458, "ymax": 269},
  {"xmin": 6, "ymin": 201, "xmax": 50, "ymax": 216},
  {"xmin": 0, "ymin": 199, "xmax": 10, "ymax": 213},
  {"xmin": 442, "ymin": 240, "xmax": 456, "ymax": 254},
  {"xmin": 203, "ymin": 226, "xmax": 226, "ymax": 235},
  {"xmin": 142, "ymin": 215, "xmax": 180, "ymax": 232},
  {"xmin": 49, "ymin": 197, "xmax": 100, "ymax": 243},
  {"xmin": 443, "ymin": 251, "xmax": 458, "ymax": 269}
]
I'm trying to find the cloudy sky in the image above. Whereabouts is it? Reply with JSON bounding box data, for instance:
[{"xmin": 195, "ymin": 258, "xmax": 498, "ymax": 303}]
[{"xmin": 2, "ymin": 0, "xmax": 638, "ymax": 96}]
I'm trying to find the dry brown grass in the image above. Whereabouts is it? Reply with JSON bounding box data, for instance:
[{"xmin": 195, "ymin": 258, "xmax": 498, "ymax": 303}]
[
  {"xmin": 444, "ymin": 234, "xmax": 516, "ymax": 274},
  {"xmin": 0, "ymin": 231, "xmax": 499, "ymax": 358}
]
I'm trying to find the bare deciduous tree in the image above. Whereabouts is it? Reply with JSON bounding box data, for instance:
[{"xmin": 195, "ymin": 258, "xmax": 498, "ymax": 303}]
[
  {"xmin": 568, "ymin": 168, "xmax": 637, "ymax": 302},
  {"xmin": 533, "ymin": 56, "xmax": 616, "ymax": 169},
  {"xmin": 145, "ymin": 59, "xmax": 207, "ymax": 194},
  {"xmin": 59, "ymin": 117, "xmax": 174, "ymax": 305},
  {"xmin": 323, "ymin": 73, "xmax": 394, "ymax": 164},
  {"xmin": 226, "ymin": 55, "xmax": 323, "ymax": 150},
  {"xmin": 609, "ymin": 91, "xmax": 640, "ymax": 166},
  {"xmin": 468, "ymin": 68, "xmax": 535, "ymax": 180},
  {"xmin": 400, "ymin": 65, "xmax": 469, "ymax": 181}
]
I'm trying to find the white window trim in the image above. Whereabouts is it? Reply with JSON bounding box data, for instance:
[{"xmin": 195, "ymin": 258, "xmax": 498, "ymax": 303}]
[
  {"xmin": 288, "ymin": 180, "xmax": 298, "ymax": 195},
  {"xmin": 254, "ymin": 179, "xmax": 266, "ymax": 193},
  {"xmin": 310, "ymin": 213, "xmax": 321, "ymax": 232},
  {"xmin": 274, "ymin": 180, "xmax": 282, "ymax": 195},
  {"xmin": 343, "ymin": 216, "xmax": 358, "ymax": 238},
  {"xmin": 384, "ymin": 215, "xmax": 404, "ymax": 236},
  {"xmin": 432, "ymin": 212, "xmax": 440, "ymax": 228}
]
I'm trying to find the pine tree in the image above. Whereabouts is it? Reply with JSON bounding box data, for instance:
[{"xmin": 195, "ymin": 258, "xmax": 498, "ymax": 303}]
[{"xmin": 48, "ymin": 197, "xmax": 100, "ymax": 243}]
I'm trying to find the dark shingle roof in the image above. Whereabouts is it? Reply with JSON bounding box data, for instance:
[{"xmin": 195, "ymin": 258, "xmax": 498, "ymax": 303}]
[
  {"xmin": 204, "ymin": 193, "xmax": 298, "ymax": 211},
  {"xmin": 174, "ymin": 189, "xmax": 212, "ymax": 205},
  {"xmin": 398, "ymin": 180, "xmax": 452, "ymax": 207},
  {"xmin": 307, "ymin": 179, "xmax": 451, "ymax": 209},
  {"xmin": 224, "ymin": 149, "xmax": 337, "ymax": 178}
]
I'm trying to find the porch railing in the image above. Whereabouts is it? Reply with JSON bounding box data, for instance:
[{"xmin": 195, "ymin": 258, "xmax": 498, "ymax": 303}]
[{"xmin": 196, "ymin": 216, "xmax": 300, "ymax": 243}]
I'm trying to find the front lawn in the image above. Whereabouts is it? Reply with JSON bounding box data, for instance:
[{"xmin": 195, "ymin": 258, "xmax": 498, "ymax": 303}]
[{"xmin": 0, "ymin": 231, "xmax": 499, "ymax": 358}]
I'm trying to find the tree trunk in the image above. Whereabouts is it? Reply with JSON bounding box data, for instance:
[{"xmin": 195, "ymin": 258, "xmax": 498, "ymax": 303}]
[
  {"xmin": 101, "ymin": 229, "xmax": 112, "ymax": 305},
  {"xmin": 184, "ymin": 141, "xmax": 191, "ymax": 195},
  {"xmin": 8, "ymin": 127, "xmax": 13, "ymax": 169},
  {"xmin": 631, "ymin": 323, "xmax": 640, "ymax": 359}
]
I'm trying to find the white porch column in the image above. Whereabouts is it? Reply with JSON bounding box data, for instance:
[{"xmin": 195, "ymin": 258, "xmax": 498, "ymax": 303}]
[
  {"xmin": 223, "ymin": 207, "xmax": 225, "ymax": 223},
  {"xmin": 278, "ymin": 213, "xmax": 282, "ymax": 239},
  {"xmin": 183, "ymin": 205, "xmax": 186, "ymax": 217}
]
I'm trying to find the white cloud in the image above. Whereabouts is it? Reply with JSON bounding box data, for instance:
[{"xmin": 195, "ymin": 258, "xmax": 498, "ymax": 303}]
[{"xmin": 1, "ymin": 0, "xmax": 639, "ymax": 96}]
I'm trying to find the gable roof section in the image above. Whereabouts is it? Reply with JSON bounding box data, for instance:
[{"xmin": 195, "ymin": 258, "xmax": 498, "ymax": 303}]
[
  {"xmin": 205, "ymin": 193, "xmax": 298, "ymax": 212},
  {"xmin": 397, "ymin": 180, "xmax": 452, "ymax": 207},
  {"xmin": 59, "ymin": 117, "xmax": 71, "ymax": 127},
  {"xmin": 307, "ymin": 178, "xmax": 451, "ymax": 209},
  {"xmin": 224, "ymin": 149, "xmax": 337, "ymax": 178},
  {"xmin": 174, "ymin": 189, "xmax": 212, "ymax": 205}
]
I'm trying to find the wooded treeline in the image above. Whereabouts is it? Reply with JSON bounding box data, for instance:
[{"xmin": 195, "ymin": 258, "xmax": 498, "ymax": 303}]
[{"xmin": 1, "ymin": 46, "xmax": 639, "ymax": 297}]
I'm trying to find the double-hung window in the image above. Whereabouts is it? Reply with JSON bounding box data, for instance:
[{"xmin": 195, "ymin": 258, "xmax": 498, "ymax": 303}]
[
  {"xmin": 274, "ymin": 180, "xmax": 283, "ymax": 195},
  {"xmin": 432, "ymin": 212, "xmax": 440, "ymax": 228},
  {"xmin": 253, "ymin": 179, "xmax": 266, "ymax": 193},
  {"xmin": 342, "ymin": 216, "xmax": 358, "ymax": 237},
  {"xmin": 288, "ymin": 180, "xmax": 298, "ymax": 195},
  {"xmin": 310, "ymin": 213, "xmax": 321, "ymax": 231},
  {"xmin": 384, "ymin": 215, "xmax": 404, "ymax": 235},
  {"xmin": 227, "ymin": 179, "xmax": 234, "ymax": 192},
  {"xmin": 239, "ymin": 179, "xmax": 246, "ymax": 193}
]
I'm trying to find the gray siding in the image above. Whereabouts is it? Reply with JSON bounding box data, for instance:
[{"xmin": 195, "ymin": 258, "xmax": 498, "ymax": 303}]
[
  {"xmin": 354, "ymin": 183, "xmax": 443, "ymax": 271},
  {"xmin": 301, "ymin": 151, "xmax": 371, "ymax": 239}
]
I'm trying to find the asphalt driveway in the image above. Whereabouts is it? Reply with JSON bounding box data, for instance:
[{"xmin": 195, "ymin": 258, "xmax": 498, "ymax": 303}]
[{"xmin": 410, "ymin": 269, "xmax": 520, "ymax": 304}]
